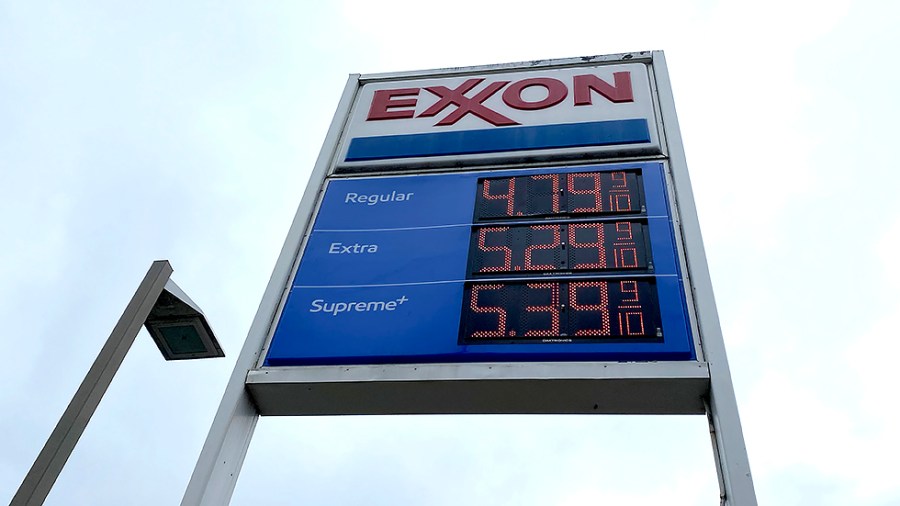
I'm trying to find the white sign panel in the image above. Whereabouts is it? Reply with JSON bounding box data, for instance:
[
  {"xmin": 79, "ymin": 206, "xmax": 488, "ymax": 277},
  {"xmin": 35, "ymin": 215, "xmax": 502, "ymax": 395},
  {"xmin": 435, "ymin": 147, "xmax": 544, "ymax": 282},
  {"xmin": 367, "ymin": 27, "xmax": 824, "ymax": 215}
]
[{"xmin": 336, "ymin": 62, "xmax": 661, "ymax": 171}]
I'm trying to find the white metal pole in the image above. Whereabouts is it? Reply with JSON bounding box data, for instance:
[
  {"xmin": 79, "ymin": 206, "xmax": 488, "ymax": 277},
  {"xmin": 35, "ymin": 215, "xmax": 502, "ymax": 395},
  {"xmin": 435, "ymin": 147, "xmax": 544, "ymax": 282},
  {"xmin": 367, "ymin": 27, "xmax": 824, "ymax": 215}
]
[
  {"xmin": 651, "ymin": 50, "xmax": 757, "ymax": 505},
  {"xmin": 10, "ymin": 260, "xmax": 173, "ymax": 506},
  {"xmin": 180, "ymin": 76, "xmax": 360, "ymax": 506}
]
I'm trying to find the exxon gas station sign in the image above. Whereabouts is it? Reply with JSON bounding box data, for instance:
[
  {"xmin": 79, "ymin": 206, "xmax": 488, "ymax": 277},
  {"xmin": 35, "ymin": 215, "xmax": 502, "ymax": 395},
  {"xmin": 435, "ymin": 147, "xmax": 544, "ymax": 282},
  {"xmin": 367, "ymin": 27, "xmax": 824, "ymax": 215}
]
[
  {"xmin": 263, "ymin": 56, "xmax": 694, "ymax": 368},
  {"xmin": 186, "ymin": 53, "xmax": 756, "ymax": 505},
  {"xmin": 336, "ymin": 62, "xmax": 661, "ymax": 171}
]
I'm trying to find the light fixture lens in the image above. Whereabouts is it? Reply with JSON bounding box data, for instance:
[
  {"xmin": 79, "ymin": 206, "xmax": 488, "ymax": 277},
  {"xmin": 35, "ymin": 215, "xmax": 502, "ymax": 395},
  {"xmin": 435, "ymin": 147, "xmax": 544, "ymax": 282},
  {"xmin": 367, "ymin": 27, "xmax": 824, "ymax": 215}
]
[{"xmin": 158, "ymin": 324, "xmax": 207, "ymax": 355}]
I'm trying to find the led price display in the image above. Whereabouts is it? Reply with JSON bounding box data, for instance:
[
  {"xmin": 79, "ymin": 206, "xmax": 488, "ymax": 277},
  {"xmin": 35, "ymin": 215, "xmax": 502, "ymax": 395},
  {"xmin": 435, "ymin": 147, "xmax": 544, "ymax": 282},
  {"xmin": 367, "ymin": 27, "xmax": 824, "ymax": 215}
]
[
  {"xmin": 459, "ymin": 279, "xmax": 662, "ymax": 344},
  {"xmin": 475, "ymin": 170, "xmax": 643, "ymax": 221},
  {"xmin": 469, "ymin": 220, "xmax": 650, "ymax": 275},
  {"xmin": 460, "ymin": 166, "xmax": 668, "ymax": 348}
]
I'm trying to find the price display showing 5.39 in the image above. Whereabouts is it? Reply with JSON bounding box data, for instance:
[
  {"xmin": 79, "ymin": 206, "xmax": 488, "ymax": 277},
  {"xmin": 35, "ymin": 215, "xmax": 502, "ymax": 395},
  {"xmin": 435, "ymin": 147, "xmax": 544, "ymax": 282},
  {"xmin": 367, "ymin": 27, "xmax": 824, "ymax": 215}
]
[
  {"xmin": 475, "ymin": 170, "xmax": 644, "ymax": 221},
  {"xmin": 469, "ymin": 220, "xmax": 650, "ymax": 275},
  {"xmin": 459, "ymin": 279, "xmax": 662, "ymax": 344}
]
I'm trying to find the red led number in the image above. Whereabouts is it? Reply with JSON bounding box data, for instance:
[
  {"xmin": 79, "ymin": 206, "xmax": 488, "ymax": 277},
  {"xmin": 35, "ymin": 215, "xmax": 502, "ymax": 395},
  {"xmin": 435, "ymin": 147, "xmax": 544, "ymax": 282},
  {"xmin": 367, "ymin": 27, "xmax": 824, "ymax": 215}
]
[
  {"xmin": 483, "ymin": 178, "xmax": 517, "ymax": 216},
  {"xmin": 477, "ymin": 227, "xmax": 512, "ymax": 272},
  {"xmin": 524, "ymin": 224, "xmax": 561, "ymax": 271},
  {"xmin": 469, "ymin": 284, "xmax": 507, "ymax": 338},
  {"xmin": 524, "ymin": 283, "xmax": 561, "ymax": 337},
  {"xmin": 530, "ymin": 174, "xmax": 561, "ymax": 213},
  {"xmin": 568, "ymin": 223, "xmax": 606, "ymax": 269},
  {"xmin": 613, "ymin": 221, "xmax": 639, "ymax": 268},
  {"xmin": 569, "ymin": 281, "xmax": 611, "ymax": 336},
  {"xmin": 567, "ymin": 173, "xmax": 603, "ymax": 213},
  {"xmin": 617, "ymin": 281, "xmax": 645, "ymax": 335},
  {"xmin": 607, "ymin": 171, "xmax": 634, "ymax": 212}
]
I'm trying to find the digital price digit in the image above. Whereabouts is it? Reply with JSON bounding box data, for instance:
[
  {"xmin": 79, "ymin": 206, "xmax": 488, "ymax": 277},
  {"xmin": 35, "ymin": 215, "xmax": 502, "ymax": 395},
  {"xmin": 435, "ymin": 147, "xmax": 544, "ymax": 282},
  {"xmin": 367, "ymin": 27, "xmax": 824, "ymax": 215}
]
[
  {"xmin": 476, "ymin": 227, "xmax": 513, "ymax": 272},
  {"xmin": 467, "ymin": 284, "xmax": 507, "ymax": 338},
  {"xmin": 617, "ymin": 280, "xmax": 647, "ymax": 336},
  {"xmin": 612, "ymin": 222, "xmax": 640, "ymax": 269},
  {"xmin": 568, "ymin": 280, "xmax": 612, "ymax": 336},
  {"xmin": 523, "ymin": 282, "xmax": 561, "ymax": 337},
  {"xmin": 524, "ymin": 225, "xmax": 562, "ymax": 271},
  {"xmin": 481, "ymin": 178, "xmax": 516, "ymax": 217}
]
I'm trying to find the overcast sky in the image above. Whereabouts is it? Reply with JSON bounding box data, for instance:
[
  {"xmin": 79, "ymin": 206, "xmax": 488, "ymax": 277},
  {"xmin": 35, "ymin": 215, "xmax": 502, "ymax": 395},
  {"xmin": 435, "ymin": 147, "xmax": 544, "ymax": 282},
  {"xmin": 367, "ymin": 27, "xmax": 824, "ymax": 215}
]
[{"xmin": 2, "ymin": 0, "xmax": 898, "ymax": 504}]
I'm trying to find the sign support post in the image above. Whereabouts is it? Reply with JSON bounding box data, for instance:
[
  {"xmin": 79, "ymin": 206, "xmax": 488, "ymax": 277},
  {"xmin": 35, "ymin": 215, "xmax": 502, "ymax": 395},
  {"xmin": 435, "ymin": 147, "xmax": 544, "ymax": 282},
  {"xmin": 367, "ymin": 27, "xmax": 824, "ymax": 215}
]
[
  {"xmin": 180, "ymin": 77, "xmax": 361, "ymax": 506},
  {"xmin": 653, "ymin": 52, "xmax": 756, "ymax": 504}
]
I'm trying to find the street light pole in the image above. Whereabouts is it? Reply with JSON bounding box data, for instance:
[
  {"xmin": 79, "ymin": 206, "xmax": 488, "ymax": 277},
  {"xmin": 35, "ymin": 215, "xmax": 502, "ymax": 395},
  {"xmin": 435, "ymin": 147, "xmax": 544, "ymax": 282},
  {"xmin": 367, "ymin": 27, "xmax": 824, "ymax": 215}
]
[
  {"xmin": 11, "ymin": 261, "xmax": 172, "ymax": 506},
  {"xmin": 11, "ymin": 260, "xmax": 223, "ymax": 506}
]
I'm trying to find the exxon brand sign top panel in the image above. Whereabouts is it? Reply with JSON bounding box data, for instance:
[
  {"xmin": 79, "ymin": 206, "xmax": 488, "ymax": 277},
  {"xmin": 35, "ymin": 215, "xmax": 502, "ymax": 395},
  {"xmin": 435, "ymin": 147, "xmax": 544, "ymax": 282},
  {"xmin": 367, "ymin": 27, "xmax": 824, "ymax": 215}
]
[{"xmin": 336, "ymin": 62, "xmax": 661, "ymax": 171}]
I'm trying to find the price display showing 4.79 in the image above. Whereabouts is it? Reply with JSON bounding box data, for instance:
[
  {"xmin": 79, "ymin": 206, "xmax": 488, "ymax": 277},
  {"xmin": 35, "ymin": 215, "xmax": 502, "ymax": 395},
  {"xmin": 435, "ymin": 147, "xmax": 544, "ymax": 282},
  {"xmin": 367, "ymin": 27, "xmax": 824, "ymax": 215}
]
[
  {"xmin": 475, "ymin": 170, "xmax": 644, "ymax": 221},
  {"xmin": 459, "ymin": 279, "xmax": 663, "ymax": 344}
]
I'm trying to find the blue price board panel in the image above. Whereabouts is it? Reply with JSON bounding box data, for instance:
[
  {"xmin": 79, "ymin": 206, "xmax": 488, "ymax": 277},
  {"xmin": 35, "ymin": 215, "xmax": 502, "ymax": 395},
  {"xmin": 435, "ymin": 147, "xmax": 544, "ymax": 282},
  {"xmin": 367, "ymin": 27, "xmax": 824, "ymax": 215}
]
[{"xmin": 265, "ymin": 162, "xmax": 694, "ymax": 366}]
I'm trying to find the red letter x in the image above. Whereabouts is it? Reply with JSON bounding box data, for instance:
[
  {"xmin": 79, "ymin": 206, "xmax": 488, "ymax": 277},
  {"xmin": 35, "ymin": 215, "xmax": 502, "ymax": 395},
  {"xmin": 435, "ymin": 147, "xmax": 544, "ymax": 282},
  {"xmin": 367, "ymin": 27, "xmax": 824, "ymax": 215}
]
[{"xmin": 419, "ymin": 78, "xmax": 518, "ymax": 126}]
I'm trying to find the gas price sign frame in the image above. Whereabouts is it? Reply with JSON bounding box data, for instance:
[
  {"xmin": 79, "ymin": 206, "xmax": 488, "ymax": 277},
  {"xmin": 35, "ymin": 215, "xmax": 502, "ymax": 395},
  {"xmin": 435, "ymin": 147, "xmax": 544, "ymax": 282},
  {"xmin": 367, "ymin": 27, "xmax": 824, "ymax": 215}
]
[{"xmin": 184, "ymin": 52, "xmax": 757, "ymax": 505}]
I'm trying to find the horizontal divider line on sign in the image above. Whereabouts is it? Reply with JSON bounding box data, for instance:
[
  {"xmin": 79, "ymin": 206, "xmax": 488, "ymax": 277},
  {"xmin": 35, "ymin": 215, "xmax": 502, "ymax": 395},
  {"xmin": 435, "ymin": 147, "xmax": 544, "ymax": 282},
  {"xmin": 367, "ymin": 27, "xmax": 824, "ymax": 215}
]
[{"xmin": 294, "ymin": 273, "xmax": 678, "ymax": 289}]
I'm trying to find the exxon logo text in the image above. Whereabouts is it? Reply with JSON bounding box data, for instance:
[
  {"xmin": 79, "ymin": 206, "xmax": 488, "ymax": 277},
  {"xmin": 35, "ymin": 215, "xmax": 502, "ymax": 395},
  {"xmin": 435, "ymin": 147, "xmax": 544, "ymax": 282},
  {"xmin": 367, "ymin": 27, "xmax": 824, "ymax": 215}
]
[{"xmin": 367, "ymin": 72, "xmax": 634, "ymax": 127}]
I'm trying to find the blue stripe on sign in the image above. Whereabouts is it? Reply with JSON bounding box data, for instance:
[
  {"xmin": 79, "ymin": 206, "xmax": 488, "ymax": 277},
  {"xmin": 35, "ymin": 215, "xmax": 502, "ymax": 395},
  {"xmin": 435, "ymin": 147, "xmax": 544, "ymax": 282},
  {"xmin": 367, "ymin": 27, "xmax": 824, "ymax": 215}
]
[{"xmin": 345, "ymin": 119, "xmax": 651, "ymax": 162}]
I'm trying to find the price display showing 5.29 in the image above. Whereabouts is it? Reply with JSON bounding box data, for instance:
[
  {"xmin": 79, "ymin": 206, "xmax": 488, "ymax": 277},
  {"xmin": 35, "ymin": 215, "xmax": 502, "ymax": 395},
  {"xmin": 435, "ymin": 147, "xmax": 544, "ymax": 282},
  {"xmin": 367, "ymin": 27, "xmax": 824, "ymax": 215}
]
[
  {"xmin": 459, "ymin": 279, "xmax": 662, "ymax": 344},
  {"xmin": 469, "ymin": 220, "xmax": 650, "ymax": 275},
  {"xmin": 475, "ymin": 170, "xmax": 644, "ymax": 221}
]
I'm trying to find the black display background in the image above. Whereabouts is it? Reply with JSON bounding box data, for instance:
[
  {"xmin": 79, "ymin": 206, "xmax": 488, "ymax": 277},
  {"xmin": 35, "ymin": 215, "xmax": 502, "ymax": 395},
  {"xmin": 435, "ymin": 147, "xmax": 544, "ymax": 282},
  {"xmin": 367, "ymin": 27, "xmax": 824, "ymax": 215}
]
[{"xmin": 462, "ymin": 168, "xmax": 663, "ymax": 345}]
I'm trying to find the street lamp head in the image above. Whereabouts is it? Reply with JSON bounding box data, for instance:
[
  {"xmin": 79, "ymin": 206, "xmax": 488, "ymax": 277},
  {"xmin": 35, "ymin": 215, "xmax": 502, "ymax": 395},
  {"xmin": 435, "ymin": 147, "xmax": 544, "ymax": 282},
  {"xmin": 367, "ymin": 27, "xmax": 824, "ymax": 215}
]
[{"xmin": 144, "ymin": 278, "xmax": 225, "ymax": 360}]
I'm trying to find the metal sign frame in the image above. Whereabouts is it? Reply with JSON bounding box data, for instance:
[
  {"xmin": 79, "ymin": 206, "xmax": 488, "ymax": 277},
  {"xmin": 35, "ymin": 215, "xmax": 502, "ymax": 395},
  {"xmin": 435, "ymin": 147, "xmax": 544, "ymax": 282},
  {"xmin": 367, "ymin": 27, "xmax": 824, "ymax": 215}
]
[{"xmin": 181, "ymin": 51, "xmax": 756, "ymax": 505}]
